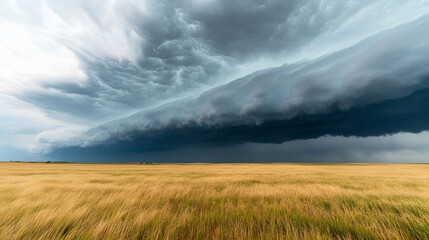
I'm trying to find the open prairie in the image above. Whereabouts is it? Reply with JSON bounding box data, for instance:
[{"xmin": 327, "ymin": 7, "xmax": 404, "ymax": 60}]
[{"xmin": 0, "ymin": 163, "xmax": 428, "ymax": 239}]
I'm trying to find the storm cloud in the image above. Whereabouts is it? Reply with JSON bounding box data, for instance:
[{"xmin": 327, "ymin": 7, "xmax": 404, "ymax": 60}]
[
  {"xmin": 40, "ymin": 14, "xmax": 429, "ymax": 160},
  {"xmin": 2, "ymin": 0, "xmax": 429, "ymax": 162}
]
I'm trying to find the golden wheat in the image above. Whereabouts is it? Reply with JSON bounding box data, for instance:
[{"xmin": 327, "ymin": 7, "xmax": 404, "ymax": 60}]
[{"xmin": 0, "ymin": 162, "xmax": 428, "ymax": 239}]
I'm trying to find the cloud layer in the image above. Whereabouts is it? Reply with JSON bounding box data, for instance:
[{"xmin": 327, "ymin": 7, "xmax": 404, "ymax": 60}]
[
  {"xmin": 2, "ymin": 0, "xmax": 429, "ymax": 162},
  {"xmin": 40, "ymin": 14, "xmax": 429, "ymax": 160}
]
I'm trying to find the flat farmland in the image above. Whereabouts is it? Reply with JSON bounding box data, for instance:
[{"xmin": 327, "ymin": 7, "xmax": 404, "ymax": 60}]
[{"xmin": 0, "ymin": 163, "xmax": 428, "ymax": 239}]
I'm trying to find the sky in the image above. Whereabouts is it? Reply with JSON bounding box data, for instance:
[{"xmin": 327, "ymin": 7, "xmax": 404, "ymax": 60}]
[{"xmin": 2, "ymin": 0, "xmax": 429, "ymax": 163}]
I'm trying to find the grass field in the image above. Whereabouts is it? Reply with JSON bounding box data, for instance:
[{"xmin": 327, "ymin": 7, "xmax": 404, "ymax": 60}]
[{"xmin": 0, "ymin": 163, "xmax": 429, "ymax": 239}]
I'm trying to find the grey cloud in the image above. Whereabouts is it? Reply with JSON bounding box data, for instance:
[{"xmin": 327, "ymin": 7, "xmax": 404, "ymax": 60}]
[
  {"xmin": 18, "ymin": 0, "xmax": 417, "ymax": 124},
  {"xmin": 18, "ymin": 0, "xmax": 232, "ymax": 122},
  {"xmin": 40, "ymin": 14, "xmax": 429, "ymax": 159},
  {"xmin": 189, "ymin": 0, "xmax": 298, "ymax": 58},
  {"xmin": 46, "ymin": 132, "xmax": 429, "ymax": 163},
  {"xmin": 3, "ymin": 0, "xmax": 429, "ymax": 162},
  {"xmin": 44, "ymin": 86, "xmax": 429, "ymax": 160},
  {"xmin": 188, "ymin": 0, "xmax": 367, "ymax": 59}
]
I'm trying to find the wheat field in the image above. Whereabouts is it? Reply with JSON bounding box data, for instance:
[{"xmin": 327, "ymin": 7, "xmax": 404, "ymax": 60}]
[{"xmin": 0, "ymin": 162, "xmax": 428, "ymax": 239}]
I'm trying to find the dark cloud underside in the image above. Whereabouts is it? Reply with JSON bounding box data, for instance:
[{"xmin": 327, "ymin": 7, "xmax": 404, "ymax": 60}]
[{"xmin": 48, "ymin": 85, "xmax": 429, "ymax": 162}]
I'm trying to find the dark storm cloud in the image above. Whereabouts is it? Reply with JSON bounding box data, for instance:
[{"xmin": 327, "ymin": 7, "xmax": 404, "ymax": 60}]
[
  {"xmin": 189, "ymin": 0, "xmax": 299, "ymax": 58},
  {"xmin": 17, "ymin": 0, "xmax": 400, "ymax": 122},
  {"xmin": 39, "ymin": 14, "xmax": 429, "ymax": 160},
  {"xmin": 1, "ymin": 0, "xmax": 424, "ymax": 162},
  {"xmin": 46, "ymin": 86, "xmax": 429, "ymax": 161},
  {"xmin": 188, "ymin": 0, "xmax": 366, "ymax": 58},
  {"xmin": 16, "ymin": 0, "xmax": 232, "ymax": 121}
]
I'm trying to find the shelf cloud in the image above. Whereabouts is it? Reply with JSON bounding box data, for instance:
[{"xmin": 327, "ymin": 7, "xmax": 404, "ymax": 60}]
[{"xmin": 2, "ymin": 0, "xmax": 429, "ymax": 162}]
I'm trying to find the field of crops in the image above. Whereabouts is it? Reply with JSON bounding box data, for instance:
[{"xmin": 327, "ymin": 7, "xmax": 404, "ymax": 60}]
[{"xmin": 1, "ymin": 162, "xmax": 428, "ymax": 239}]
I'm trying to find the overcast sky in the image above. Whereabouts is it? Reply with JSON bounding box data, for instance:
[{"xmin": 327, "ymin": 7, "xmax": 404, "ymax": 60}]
[{"xmin": 2, "ymin": 0, "xmax": 429, "ymax": 162}]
